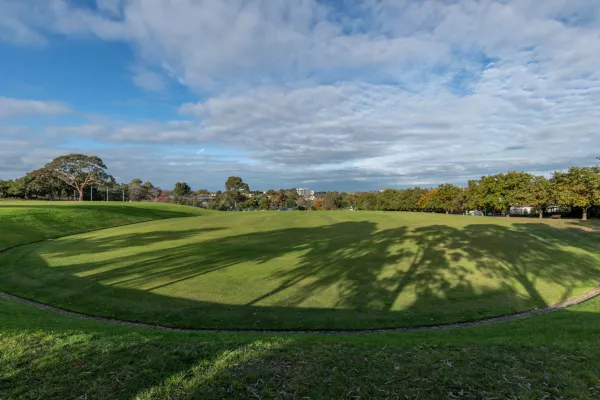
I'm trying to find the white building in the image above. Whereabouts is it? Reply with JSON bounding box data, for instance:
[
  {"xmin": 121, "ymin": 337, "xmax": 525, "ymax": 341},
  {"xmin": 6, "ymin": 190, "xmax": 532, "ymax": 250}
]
[{"xmin": 296, "ymin": 188, "xmax": 313, "ymax": 197}]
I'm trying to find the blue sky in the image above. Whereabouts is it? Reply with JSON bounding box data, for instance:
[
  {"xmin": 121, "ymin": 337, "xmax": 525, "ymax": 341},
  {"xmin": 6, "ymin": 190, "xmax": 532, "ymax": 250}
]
[{"xmin": 1, "ymin": 0, "xmax": 599, "ymax": 191}]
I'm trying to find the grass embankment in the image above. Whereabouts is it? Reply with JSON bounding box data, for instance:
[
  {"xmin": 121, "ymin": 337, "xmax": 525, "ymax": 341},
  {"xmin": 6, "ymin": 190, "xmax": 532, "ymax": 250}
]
[
  {"xmin": 0, "ymin": 200, "xmax": 206, "ymax": 251},
  {"xmin": 1, "ymin": 203, "xmax": 600, "ymax": 398},
  {"xmin": 1, "ymin": 208, "xmax": 599, "ymax": 330}
]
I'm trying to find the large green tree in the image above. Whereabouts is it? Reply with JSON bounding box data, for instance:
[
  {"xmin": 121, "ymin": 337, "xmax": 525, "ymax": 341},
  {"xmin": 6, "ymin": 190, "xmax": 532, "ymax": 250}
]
[
  {"xmin": 26, "ymin": 168, "xmax": 71, "ymax": 200},
  {"xmin": 417, "ymin": 188, "xmax": 439, "ymax": 210},
  {"xmin": 224, "ymin": 176, "xmax": 249, "ymax": 209},
  {"xmin": 128, "ymin": 179, "xmax": 145, "ymax": 202},
  {"xmin": 376, "ymin": 189, "xmax": 402, "ymax": 211},
  {"xmin": 473, "ymin": 172, "xmax": 532, "ymax": 215},
  {"xmin": 275, "ymin": 189, "xmax": 287, "ymax": 209},
  {"xmin": 503, "ymin": 171, "xmax": 535, "ymax": 215},
  {"xmin": 323, "ymin": 191, "xmax": 341, "ymax": 210},
  {"xmin": 474, "ymin": 175, "xmax": 504, "ymax": 213},
  {"xmin": 42, "ymin": 154, "xmax": 113, "ymax": 201},
  {"xmin": 258, "ymin": 196, "xmax": 271, "ymax": 210},
  {"xmin": 241, "ymin": 198, "xmax": 257, "ymax": 210},
  {"xmin": 435, "ymin": 184, "xmax": 463, "ymax": 213},
  {"xmin": 377, "ymin": 188, "xmax": 427, "ymax": 211},
  {"xmin": 6, "ymin": 177, "xmax": 29, "ymax": 198},
  {"xmin": 512, "ymin": 176, "xmax": 555, "ymax": 218},
  {"xmin": 146, "ymin": 183, "xmax": 162, "ymax": 202},
  {"xmin": 0, "ymin": 180, "xmax": 8, "ymax": 198},
  {"xmin": 357, "ymin": 192, "xmax": 378, "ymax": 210},
  {"xmin": 462, "ymin": 180, "xmax": 482, "ymax": 212},
  {"xmin": 553, "ymin": 166, "xmax": 600, "ymax": 220},
  {"xmin": 173, "ymin": 182, "xmax": 192, "ymax": 198}
]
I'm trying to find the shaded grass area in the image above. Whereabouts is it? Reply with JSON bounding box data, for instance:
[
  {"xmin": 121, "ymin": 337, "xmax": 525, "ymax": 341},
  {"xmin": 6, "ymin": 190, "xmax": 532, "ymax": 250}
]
[
  {"xmin": 0, "ymin": 201, "xmax": 207, "ymax": 251},
  {"xmin": 2, "ymin": 295, "xmax": 600, "ymax": 399},
  {"xmin": 1, "ymin": 211, "xmax": 600, "ymax": 329}
]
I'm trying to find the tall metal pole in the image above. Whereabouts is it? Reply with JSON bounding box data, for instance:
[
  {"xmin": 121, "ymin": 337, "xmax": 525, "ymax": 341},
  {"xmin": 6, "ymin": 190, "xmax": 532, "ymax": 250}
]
[
  {"xmin": 106, "ymin": 186, "xmax": 109, "ymax": 201},
  {"xmin": 122, "ymin": 187, "xmax": 125, "ymax": 202},
  {"xmin": 90, "ymin": 186, "xmax": 93, "ymax": 201}
]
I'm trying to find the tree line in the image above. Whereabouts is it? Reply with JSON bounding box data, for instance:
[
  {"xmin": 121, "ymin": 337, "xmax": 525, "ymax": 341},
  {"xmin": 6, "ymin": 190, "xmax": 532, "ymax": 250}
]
[
  {"xmin": 0, "ymin": 154, "xmax": 165, "ymax": 203},
  {"xmin": 183, "ymin": 165, "xmax": 600, "ymax": 220},
  {"xmin": 347, "ymin": 167, "xmax": 600, "ymax": 220},
  {"xmin": 2, "ymin": 154, "xmax": 600, "ymax": 220}
]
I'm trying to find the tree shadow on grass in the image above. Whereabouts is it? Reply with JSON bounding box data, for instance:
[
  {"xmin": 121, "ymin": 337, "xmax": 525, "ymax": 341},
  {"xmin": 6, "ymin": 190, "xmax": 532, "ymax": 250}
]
[
  {"xmin": 458, "ymin": 224, "xmax": 600, "ymax": 303},
  {"xmin": 257, "ymin": 222, "xmax": 600, "ymax": 323},
  {"xmin": 0, "ymin": 221, "xmax": 599, "ymax": 330},
  {"xmin": 53, "ymin": 227, "xmax": 226, "ymax": 257}
]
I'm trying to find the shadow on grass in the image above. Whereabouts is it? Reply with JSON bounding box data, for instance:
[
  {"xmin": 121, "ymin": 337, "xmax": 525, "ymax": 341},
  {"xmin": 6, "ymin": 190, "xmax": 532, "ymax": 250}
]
[
  {"xmin": 1, "ymin": 219, "xmax": 600, "ymax": 331},
  {"xmin": 3, "ymin": 297, "xmax": 600, "ymax": 399},
  {"xmin": 3, "ymin": 218, "xmax": 600, "ymax": 398},
  {"xmin": 57, "ymin": 227, "xmax": 225, "ymax": 257}
]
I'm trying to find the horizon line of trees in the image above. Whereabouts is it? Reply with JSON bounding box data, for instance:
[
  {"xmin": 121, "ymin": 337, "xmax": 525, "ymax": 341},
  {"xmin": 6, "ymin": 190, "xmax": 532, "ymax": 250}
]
[{"xmin": 2, "ymin": 154, "xmax": 600, "ymax": 220}]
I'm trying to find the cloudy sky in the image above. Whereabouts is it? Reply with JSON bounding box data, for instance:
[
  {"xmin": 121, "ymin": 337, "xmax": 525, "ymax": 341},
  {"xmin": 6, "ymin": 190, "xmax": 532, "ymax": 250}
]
[{"xmin": 1, "ymin": 0, "xmax": 599, "ymax": 191}]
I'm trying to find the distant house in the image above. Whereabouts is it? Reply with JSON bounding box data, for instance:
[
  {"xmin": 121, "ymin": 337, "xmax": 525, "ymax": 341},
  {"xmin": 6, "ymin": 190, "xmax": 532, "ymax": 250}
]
[{"xmin": 509, "ymin": 206, "xmax": 535, "ymax": 215}]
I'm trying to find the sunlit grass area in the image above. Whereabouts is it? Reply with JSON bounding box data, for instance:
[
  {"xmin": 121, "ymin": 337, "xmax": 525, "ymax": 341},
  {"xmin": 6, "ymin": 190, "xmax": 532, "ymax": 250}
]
[
  {"xmin": 1, "ymin": 203, "xmax": 599, "ymax": 329},
  {"xmin": 0, "ymin": 200, "xmax": 207, "ymax": 251},
  {"xmin": 2, "ymin": 202, "xmax": 600, "ymax": 398}
]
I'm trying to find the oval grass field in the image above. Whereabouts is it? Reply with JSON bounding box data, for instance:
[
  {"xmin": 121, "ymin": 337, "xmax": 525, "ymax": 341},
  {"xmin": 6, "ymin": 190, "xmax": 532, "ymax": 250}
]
[{"xmin": 1, "ymin": 203, "xmax": 600, "ymax": 330}]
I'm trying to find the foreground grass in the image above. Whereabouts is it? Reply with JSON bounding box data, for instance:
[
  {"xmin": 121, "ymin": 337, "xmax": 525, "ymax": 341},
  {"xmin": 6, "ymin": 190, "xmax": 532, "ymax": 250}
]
[
  {"xmin": 1, "ymin": 208, "xmax": 600, "ymax": 329},
  {"xmin": 1, "ymin": 203, "xmax": 600, "ymax": 398},
  {"xmin": 2, "ymin": 295, "xmax": 600, "ymax": 399},
  {"xmin": 0, "ymin": 200, "xmax": 207, "ymax": 251}
]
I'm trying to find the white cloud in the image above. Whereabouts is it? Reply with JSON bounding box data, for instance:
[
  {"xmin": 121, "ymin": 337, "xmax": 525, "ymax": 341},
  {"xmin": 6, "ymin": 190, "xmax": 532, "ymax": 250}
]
[
  {"xmin": 2, "ymin": 0, "xmax": 600, "ymax": 190},
  {"xmin": 0, "ymin": 1, "xmax": 47, "ymax": 45},
  {"xmin": 178, "ymin": 75, "xmax": 600, "ymax": 180},
  {"xmin": 0, "ymin": 97, "xmax": 71, "ymax": 119},
  {"xmin": 0, "ymin": 0, "xmax": 451, "ymax": 90},
  {"xmin": 47, "ymin": 120, "xmax": 201, "ymax": 143},
  {"xmin": 95, "ymin": 0, "xmax": 122, "ymax": 16},
  {"xmin": 131, "ymin": 68, "xmax": 167, "ymax": 92}
]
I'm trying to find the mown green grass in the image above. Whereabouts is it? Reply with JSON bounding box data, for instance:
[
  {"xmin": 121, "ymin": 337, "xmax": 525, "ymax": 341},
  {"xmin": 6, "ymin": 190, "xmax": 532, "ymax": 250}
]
[
  {"xmin": 2, "ymin": 294, "xmax": 600, "ymax": 399},
  {"xmin": 0, "ymin": 200, "xmax": 207, "ymax": 251},
  {"xmin": 1, "ymin": 203, "xmax": 600, "ymax": 398},
  {"xmin": 1, "ymin": 207, "xmax": 599, "ymax": 329}
]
